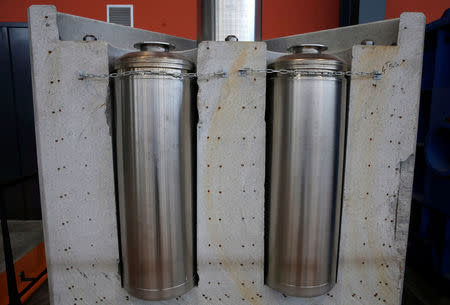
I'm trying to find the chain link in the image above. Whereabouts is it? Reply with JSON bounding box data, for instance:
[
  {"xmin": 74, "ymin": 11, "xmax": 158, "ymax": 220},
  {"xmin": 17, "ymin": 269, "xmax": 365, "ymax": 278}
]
[
  {"xmin": 78, "ymin": 68, "xmax": 383, "ymax": 80},
  {"xmin": 238, "ymin": 68, "xmax": 382, "ymax": 79}
]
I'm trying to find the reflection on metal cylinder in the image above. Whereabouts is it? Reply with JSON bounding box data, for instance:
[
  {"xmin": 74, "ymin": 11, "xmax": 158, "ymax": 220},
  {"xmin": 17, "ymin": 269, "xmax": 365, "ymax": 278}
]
[
  {"xmin": 197, "ymin": 0, "xmax": 262, "ymax": 42},
  {"xmin": 114, "ymin": 42, "xmax": 196, "ymax": 300},
  {"xmin": 266, "ymin": 44, "xmax": 347, "ymax": 297}
]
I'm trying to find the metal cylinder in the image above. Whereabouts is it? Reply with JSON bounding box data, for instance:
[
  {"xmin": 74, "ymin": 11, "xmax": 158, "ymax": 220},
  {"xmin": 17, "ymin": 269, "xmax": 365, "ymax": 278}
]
[
  {"xmin": 197, "ymin": 0, "xmax": 262, "ymax": 42},
  {"xmin": 114, "ymin": 42, "xmax": 196, "ymax": 300},
  {"xmin": 266, "ymin": 44, "xmax": 347, "ymax": 297}
]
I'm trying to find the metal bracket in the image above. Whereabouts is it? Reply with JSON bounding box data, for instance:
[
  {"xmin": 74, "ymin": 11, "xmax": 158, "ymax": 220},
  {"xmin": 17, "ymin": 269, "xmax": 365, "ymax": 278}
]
[
  {"xmin": 372, "ymin": 71, "xmax": 383, "ymax": 80},
  {"xmin": 238, "ymin": 67, "xmax": 250, "ymax": 77},
  {"xmin": 18, "ymin": 271, "xmax": 37, "ymax": 282}
]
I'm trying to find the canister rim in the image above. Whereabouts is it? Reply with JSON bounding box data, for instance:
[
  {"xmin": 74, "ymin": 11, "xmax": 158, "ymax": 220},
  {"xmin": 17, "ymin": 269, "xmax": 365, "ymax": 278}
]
[
  {"xmin": 269, "ymin": 44, "xmax": 346, "ymax": 72},
  {"xmin": 114, "ymin": 49, "xmax": 193, "ymax": 71},
  {"xmin": 269, "ymin": 56, "xmax": 345, "ymax": 71}
]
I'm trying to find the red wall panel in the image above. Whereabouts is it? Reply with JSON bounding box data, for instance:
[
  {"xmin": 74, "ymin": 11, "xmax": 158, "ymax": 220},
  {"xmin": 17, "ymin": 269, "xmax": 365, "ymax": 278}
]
[
  {"xmin": 262, "ymin": 0, "xmax": 340, "ymax": 39},
  {"xmin": 386, "ymin": 0, "xmax": 448, "ymax": 23},
  {"xmin": 0, "ymin": 1, "xmax": 448, "ymax": 40},
  {"xmin": 0, "ymin": 0, "xmax": 341, "ymax": 40},
  {"xmin": 0, "ymin": 0, "xmax": 198, "ymax": 39}
]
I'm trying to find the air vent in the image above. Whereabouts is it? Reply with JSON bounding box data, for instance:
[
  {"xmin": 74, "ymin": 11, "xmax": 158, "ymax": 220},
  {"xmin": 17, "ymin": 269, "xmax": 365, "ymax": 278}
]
[{"xmin": 107, "ymin": 5, "xmax": 133, "ymax": 27}]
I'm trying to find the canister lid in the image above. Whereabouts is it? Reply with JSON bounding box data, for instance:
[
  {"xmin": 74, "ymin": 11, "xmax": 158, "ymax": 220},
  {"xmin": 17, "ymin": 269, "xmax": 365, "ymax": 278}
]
[
  {"xmin": 269, "ymin": 44, "xmax": 345, "ymax": 72},
  {"xmin": 114, "ymin": 41, "xmax": 194, "ymax": 70}
]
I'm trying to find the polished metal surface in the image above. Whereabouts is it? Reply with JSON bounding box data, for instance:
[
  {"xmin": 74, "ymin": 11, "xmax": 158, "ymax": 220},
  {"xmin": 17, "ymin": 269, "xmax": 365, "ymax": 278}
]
[
  {"xmin": 115, "ymin": 42, "xmax": 193, "ymax": 70},
  {"xmin": 361, "ymin": 39, "xmax": 375, "ymax": 45},
  {"xmin": 224, "ymin": 35, "xmax": 238, "ymax": 41},
  {"xmin": 266, "ymin": 45, "xmax": 347, "ymax": 297},
  {"xmin": 133, "ymin": 41, "xmax": 175, "ymax": 52},
  {"xmin": 197, "ymin": 0, "xmax": 262, "ymax": 42},
  {"xmin": 114, "ymin": 42, "xmax": 196, "ymax": 300}
]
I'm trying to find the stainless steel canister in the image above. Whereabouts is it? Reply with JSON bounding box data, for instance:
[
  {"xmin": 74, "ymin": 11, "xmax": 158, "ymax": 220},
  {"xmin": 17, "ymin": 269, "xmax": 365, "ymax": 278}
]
[
  {"xmin": 197, "ymin": 0, "xmax": 262, "ymax": 41},
  {"xmin": 266, "ymin": 44, "xmax": 347, "ymax": 297},
  {"xmin": 114, "ymin": 42, "xmax": 195, "ymax": 300}
]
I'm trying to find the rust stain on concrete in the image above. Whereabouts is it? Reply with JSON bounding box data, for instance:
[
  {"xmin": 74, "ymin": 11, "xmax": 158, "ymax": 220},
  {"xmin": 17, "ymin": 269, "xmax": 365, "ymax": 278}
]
[{"xmin": 201, "ymin": 44, "xmax": 263, "ymax": 304}]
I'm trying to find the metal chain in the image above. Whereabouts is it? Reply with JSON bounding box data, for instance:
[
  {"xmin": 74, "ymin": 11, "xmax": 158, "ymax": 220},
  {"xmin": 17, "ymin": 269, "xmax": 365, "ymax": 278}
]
[
  {"xmin": 78, "ymin": 68, "xmax": 382, "ymax": 80},
  {"xmin": 77, "ymin": 70, "xmax": 227, "ymax": 80},
  {"xmin": 238, "ymin": 68, "xmax": 382, "ymax": 79}
]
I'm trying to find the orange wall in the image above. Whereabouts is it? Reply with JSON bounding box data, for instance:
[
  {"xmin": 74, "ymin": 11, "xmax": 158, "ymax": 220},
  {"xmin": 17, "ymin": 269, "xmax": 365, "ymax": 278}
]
[
  {"xmin": 386, "ymin": 0, "xmax": 448, "ymax": 23},
  {"xmin": 0, "ymin": 0, "xmax": 198, "ymax": 39},
  {"xmin": 262, "ymin": 0, "xmax": 339, "ymax": 39},
  {"xmin": 0, "ymin": 0, "xmax": 340, "ymax": 40},
  {"xmin": 0, "ymin": 242, "xmax": 47, "ymax": 305},
  {"xmin": 0, "ymin": 0, "xmax": 448, "ymax": 39}
]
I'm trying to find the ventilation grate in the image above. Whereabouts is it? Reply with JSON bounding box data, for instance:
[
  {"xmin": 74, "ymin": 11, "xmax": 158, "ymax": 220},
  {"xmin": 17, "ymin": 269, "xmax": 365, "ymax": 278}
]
[{"xmin": 107, "ymin": 5, "xmax": 133, "ymax": 27}]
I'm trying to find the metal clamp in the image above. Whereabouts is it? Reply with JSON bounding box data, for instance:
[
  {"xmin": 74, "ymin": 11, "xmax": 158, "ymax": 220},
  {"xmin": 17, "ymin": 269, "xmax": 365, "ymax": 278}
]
[
  {"xmin": 82, "ymin": 34, "xmax": 98, "ymax": 41},
  {"xmin": 238, "ymin": 67, "xmax": 251, "ymax": 77}
]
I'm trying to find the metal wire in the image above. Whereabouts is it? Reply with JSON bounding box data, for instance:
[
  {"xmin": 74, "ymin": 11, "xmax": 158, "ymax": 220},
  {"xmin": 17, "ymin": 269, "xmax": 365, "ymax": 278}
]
[{"xmin": 78, "ymin": 68, "xmax": 383, "ymax": 80}]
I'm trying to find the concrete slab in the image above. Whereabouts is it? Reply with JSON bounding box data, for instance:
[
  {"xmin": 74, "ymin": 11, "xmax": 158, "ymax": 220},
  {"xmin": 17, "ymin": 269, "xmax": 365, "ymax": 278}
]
[{"xmin": 29, "ymin": 5, "xmax": 425, "ymax": 305}]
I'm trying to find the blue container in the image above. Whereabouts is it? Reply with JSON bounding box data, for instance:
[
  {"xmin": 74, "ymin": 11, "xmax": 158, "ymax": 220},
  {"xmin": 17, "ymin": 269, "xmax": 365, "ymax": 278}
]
[{"xmin": 410, "ymin": 8, "xmax": 450, "ymax": 279}]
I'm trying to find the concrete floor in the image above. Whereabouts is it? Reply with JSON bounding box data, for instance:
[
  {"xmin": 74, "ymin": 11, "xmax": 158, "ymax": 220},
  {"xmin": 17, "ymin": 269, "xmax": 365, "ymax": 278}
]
[
  {"xmin": 3, "ymin": 220, "xmax": 449, "ymax": 305},
  {"xmin": 0, "ymin": 220, "xmax": 43, "ymax": 272},
  {"xmin": 24, "ymin": 280, "xmax": 49, "ymax": 305},
  {"xmin": 1, "ymin": 220, "xmax": 46, "ymax": 304}
]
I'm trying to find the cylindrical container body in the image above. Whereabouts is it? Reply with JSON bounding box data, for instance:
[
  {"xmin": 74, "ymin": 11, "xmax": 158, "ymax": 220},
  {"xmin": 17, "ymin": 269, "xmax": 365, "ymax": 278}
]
[
  {"xmin": 114, "ymin": 42, "xmax": 196, "ymax": 300},
  {"xmin": 266, "ymin": 44, "xmax": 347, "ymax": 297},
  {"xmin": 197, "ymin": 0, "xmax": 262, "ymax": 42}
]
